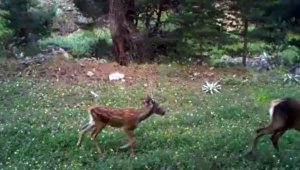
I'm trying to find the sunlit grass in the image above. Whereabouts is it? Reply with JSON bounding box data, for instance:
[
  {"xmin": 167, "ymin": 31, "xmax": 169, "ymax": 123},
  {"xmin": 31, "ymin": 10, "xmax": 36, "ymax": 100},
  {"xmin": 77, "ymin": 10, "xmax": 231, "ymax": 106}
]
[{"xmin": 1, "ymin": 71, "xmax": 300, "ymax": 169}]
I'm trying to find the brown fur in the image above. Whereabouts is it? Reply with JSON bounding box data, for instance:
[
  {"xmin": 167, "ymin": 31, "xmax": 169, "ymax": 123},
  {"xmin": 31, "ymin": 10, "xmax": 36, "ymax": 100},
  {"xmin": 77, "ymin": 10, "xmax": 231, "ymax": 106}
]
[
  {"xmin": 76, "ymin": 94, "xmax": 165, "ymax": 155},
  {"xmin": 246, "ymin": 97, "xmax": 300, "ymax": 156}
]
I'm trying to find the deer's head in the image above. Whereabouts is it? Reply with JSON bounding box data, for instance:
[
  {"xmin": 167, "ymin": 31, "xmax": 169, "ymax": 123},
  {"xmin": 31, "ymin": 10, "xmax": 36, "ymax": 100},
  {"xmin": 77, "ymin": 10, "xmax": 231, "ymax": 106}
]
[{"xmin": 143, "ymin": 93, "xmax": 166, "ymax": 115}]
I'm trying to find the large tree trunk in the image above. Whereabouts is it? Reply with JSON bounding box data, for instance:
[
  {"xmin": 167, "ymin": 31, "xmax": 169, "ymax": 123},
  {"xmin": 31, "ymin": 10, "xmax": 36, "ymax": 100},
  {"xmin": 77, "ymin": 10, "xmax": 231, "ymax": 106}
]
[{"xmin": 109, "ymin": 0, "xmax": 147, "ymax": 66}]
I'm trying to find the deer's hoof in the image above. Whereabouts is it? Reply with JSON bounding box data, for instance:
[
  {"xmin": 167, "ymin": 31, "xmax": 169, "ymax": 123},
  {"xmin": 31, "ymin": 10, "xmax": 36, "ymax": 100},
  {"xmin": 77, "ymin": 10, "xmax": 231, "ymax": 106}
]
[
  {"xmin": 119, "ymin": 147, "xmax": 126, "ymax": 150},
  {"xmin": 119, "ymin": 145, "xmax": 129, "ymax": 150}
]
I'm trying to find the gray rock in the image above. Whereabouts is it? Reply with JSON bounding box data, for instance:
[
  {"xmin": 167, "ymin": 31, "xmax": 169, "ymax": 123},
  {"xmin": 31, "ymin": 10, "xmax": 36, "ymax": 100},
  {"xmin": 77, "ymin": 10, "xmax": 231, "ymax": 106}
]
[
  {"xmin": 218, "ymin": 52, "xmax": 274, "ymax": 70},
  {"xmin": 98, "ymin": 59, "xmax": 107, "ymax": 64},
  {"xmin": 18, "ymin": 46, "xmax": 72, "ymax": 65},
  {"xmin": 220, "ymin": 55, "xmax": 233, "ymax": 63},
  {"xmin": 79, "ymin": 58, "xmax": 107, "ymax": 64},
  {"xmin": 39, "ymin": 0, "xmax": 94, "ymax": 34},
  {"xmin": 289, "ymin": 64, "xmax": 300, "ymax": 75},
  {"xmin": 75, "ymin": 15, "xmax": 94, "ymax": 25}
]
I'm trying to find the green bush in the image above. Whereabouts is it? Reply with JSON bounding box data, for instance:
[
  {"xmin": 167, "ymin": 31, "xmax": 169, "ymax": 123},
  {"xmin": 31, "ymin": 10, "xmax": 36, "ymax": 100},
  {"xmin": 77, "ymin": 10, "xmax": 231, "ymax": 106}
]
[
  {"xmin": 277, "ymin": 45, "xmax": 300, "ymax": 65},
  {"xmin": 38, "ymin": 28, "xmax": 112, "ymax": 57},
  {"xmin": 0, "ymin": 10, "xmax": 10, "ymax": 37},
  {"xmin": 0, "ymin": 10, "xmax": 12, "ymax": 57},
  {"xmin": 0, "ymin": 0, "xmax": 56, "ymax": 43},
  {"xmin": 248, "ymin": 41, "xmax": 268, "ymax": 53}
]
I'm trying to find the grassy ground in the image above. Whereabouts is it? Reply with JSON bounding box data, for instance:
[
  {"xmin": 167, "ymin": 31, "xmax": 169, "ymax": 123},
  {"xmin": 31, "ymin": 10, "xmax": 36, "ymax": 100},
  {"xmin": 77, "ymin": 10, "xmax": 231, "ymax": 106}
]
[{"xmin": 1, "ymin": 67, "xmax": 300, "ymax": 169}]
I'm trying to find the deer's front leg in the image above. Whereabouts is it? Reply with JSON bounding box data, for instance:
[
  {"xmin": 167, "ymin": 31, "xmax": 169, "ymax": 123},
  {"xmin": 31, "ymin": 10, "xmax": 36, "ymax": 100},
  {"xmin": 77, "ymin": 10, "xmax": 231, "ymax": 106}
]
[
  {"xmin": 91, "ymin": 123, "xmax": 106, "ymax": 155},
  {"xmin": 120, "ymin": 128, "xmax": 136, "ymax": 155}
]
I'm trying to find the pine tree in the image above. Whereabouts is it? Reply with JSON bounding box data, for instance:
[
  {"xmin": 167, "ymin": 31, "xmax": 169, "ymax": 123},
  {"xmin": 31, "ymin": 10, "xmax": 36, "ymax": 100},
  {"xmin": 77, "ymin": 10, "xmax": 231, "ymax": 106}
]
[
  {"xmin": 169, "ymin": 0, "xmax": 224, "ymax": 58},
  {"xmin": 224, "ymin": 0, "xmax": 279, "ymax": 66},
  {"xmin": 0, "ymin": 0, "xmax": 55, "ymax": 44}
]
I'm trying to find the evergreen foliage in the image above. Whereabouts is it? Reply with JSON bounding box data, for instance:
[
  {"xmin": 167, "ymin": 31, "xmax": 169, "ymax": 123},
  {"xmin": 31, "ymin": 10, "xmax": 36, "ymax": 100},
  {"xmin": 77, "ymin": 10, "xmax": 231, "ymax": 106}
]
[
  {"xmin": 0, "ymin": 0, "xmax": 56, "ymax": 44},
  {"xmin": 0, "ymin": 0, "xmax": 299, "ymax": 64}
]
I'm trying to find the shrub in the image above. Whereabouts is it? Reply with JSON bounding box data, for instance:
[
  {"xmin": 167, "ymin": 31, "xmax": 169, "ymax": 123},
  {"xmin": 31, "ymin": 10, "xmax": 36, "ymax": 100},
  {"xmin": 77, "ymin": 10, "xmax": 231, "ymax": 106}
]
[
  {"xmin": 0, "ymin": 0, "xmax": 56, "ymax": 43},
  {"xmin": 38, "ymin": 28, "xmax": 112, "ymax": 57},
  {"xmin": 284, "ymin": 73, "xmax": 300, "ymax": 85},
  {"xmin": 202, "ymin": 81, "xmax": 221, "ymax": 94},
  {"xmin": 0, "ymin": 10, "xmax": 11, "ymax": 37},
  {"xmin": 0, "ymin": 10, "xmax": 12, "ymax": 57},
  {"xmin": 277, "ymin": 45, "xmax": 300, "ymax": 65}
]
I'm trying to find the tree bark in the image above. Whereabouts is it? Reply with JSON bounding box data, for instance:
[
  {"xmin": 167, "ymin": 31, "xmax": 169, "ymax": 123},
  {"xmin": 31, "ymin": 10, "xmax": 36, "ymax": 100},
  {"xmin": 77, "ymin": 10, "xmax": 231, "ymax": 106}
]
[
  {"xmin": 153, "ymin": 1, "xmax": 163, "ymax": 33},
  {"xmin": 109, "ymin": 0, "xmax": 147, "ymax": 65},
  {"xmin": 242, "ymin": 18, "xmax": 248, "ymax": 67}
]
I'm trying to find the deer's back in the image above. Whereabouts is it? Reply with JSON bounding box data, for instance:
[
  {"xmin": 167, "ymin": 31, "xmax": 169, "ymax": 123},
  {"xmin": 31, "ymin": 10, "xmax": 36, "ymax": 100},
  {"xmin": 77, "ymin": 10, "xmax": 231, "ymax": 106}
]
[
  {"xmin": 272, "ymin": 98, "xmax": 300, "ymax": 129},
  {"xmin": 89, "ymin": 105, "xmax": 139, "ymax": 127}
]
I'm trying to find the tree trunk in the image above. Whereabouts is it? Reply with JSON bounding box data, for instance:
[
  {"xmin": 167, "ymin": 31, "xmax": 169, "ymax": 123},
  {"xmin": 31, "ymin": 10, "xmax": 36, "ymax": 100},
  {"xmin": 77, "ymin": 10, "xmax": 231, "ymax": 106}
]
[
  {"xmin": 242, "ymin": 18, "xmax": 248, "ymax": 67},
  {"xmin": 153, "ymin": 2, "xmax": 163, "ymax": 33},
  {"xmin": 109, "ymin": 0, "xmax": 147, "ymax": 66}
]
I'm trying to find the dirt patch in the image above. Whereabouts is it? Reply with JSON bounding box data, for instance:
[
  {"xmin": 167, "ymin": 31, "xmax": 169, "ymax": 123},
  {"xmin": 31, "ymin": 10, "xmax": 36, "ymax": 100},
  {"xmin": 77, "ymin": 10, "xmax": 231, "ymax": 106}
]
[
  {"xmin": 22, "ymin": 58, "xmax": 160, "ymax": 85},
  {"xmin": 2, "ymin": 58, "xmax": 248, "ymax": 85},
  {"xmin": 186, "ymin": 65, "xmax": 248, "ymax": 81}
]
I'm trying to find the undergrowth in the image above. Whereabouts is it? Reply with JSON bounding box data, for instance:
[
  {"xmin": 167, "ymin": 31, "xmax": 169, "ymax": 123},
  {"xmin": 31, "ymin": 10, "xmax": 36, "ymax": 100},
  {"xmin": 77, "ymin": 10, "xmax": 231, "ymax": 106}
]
[{"xmin": 38, "ymin": 28, "xmax": 112, "ymax": 57}]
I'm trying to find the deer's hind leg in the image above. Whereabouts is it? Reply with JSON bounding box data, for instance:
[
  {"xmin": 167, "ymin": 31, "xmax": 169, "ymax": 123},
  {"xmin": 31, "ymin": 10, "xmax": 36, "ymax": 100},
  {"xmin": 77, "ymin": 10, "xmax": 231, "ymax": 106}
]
[
  {"xmin": 77, "ymin": 123, "xmax": 94, "ymax": 147},
  {"xmin": 270, "ymin": 129, "xmax": 287, "ymax": 151},
  {"xmin": 246, "ymin": 118, "xmax": 286, "ymax": 156}
]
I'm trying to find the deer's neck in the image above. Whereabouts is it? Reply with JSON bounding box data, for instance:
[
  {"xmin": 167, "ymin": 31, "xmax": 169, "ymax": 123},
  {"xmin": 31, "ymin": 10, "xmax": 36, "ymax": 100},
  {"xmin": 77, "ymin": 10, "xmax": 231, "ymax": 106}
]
[{"xmin": 137, "ymin": 105, "xmax": 153, "ymax": 122}]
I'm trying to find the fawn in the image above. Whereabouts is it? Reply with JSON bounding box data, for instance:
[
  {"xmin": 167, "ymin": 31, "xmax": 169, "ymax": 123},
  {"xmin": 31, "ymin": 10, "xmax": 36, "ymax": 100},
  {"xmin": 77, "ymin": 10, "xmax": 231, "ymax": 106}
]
[
  {"xmin": 76, "ymin": 93, "xmax": 166, "ymax": 155},
  {"xmin": 246, "ymin": 97, "xmax": 300, "ymax": 155}
]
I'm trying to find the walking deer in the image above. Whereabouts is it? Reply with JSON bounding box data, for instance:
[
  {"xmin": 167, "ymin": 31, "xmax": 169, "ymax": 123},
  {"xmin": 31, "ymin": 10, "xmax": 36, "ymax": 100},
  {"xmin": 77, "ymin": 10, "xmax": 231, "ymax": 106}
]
[
  {"xmin": 246, "ymin": 97, "xmax": 300, "ymax": 155},
  {"xmin": 76, "ymin": 93, "xmax": 166, "ymax": 155}
]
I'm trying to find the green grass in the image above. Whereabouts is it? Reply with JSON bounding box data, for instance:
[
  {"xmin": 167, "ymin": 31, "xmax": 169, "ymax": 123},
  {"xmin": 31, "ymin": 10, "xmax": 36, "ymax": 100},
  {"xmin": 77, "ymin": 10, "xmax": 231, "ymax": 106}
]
[{"xmin": 1, "ymin": 71, "xmax": 300, "ymax": 169}]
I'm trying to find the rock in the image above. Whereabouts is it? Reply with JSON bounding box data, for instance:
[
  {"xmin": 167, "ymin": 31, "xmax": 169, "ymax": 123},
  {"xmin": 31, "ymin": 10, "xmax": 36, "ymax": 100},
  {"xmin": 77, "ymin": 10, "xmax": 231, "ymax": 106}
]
[
  {"xmin": 246, "ymin": 52, "xmax": 274, "ymax": 70},
  {"xmin": 98, "ymin": 59, "xmax": 107, "ymax": 64},
  {"xmin": 79, "ymin": 58, "xmax": 107, "ymax": 64},
  {"xmin": 109, "ymin": 72, "xmax": 125, "ymax": 81},
  {"xmin": 220, "ymin": 55, "xmax": 233, "ymax": 62},
  {"xmin": 61, "ymin": 50, "xmax": 72, "ymax": 60},
  {"xmin": 193, "ymin": 72, "xmax": 200, "ymax": 76},
  {"xmin": 75, "ymin": 15, "xmax": 94, "ymax": 25},
  {"xmin": 86, "ymin": 71, "xmax": 94, "ymax": 77},
  {"xmin": 39, "ymin": 0, "xmax": 94, "ymax": 34},
  {"xmin": 294, "ymin": 68, "xmax": 300, "ymax": 75},
  {"xmin": 50, "ymin": 46, "xmax": 73, "ymax": 59},
  {"xmin": 17, "ymin": 46, "xmax": 72, "ymax": 65},
  {"xmin": 218, "ymin": 52, "xmax": 274, "ymax": 70},
  {"xmin": 289, "ymin": 64, "xmax": 300, "ymax": 75},
  {"xmin": 204, "ymin": 72, "xmax": 214, "ymax": 77},
  {"xmin": 90, "ymin": 91, "xmax": 99, "ymax": 98},
  {"xmin": 232, "ymin": 57, "xmax": 242, "ymax": 64}
]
